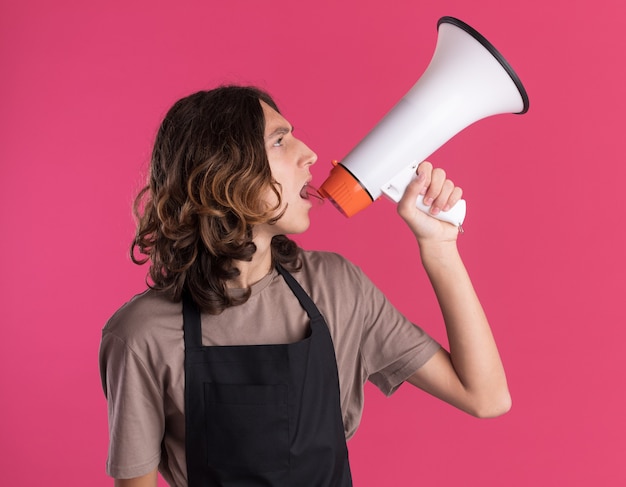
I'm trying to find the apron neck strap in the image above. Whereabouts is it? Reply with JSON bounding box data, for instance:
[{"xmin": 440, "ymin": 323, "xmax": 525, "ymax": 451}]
[
  {"xmin": 275, "ymin": 264, "xmax": 322, "ymax": 321},
  {"xmin": 182, "ymin": 292, "xmax": 202, "ymax": 348}
]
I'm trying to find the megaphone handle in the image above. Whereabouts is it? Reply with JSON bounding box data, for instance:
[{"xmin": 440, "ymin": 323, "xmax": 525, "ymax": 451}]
[
  {"xmin": 381, "ymin": 161, "xmax": 467, "ymax": 227},
  {"xmin": 416, "ymin": 194, "xmax": 466, "ymax": 227}
]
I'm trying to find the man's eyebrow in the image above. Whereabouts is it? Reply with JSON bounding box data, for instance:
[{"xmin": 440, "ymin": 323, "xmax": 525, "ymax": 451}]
[{"xmin": 266, "ymin": 125, "xmax": 293, "ymax": 139}]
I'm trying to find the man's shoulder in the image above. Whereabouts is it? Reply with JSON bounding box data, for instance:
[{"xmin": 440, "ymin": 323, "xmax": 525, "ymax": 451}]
[
  {"xmin": 298, "ymin": 249, "xmax": 369, "ymax": 293},
  {"xmin": 102, "ymin": 290, "xmax": 182, "ymax": 345},
  {"xmin": 300, "ymin": 249, "xmax": 357, "ymax": 274}
]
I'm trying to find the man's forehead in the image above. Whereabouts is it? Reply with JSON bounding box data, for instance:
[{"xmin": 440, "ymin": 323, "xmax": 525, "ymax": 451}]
[{"xmin": 261, "ymin": 100, "xmax": 293, "ymax": 137}]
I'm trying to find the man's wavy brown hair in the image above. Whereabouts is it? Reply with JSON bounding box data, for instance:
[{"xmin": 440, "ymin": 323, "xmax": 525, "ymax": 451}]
[{"xmin": 131, "ymin": 86, "xmax": 301, "ymax": 314}]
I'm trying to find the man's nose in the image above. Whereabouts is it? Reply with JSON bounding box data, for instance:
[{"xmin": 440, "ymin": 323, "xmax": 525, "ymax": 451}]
[{"xmin": 301, "ymin": 142, "xmax": 317, "ymax": 167}]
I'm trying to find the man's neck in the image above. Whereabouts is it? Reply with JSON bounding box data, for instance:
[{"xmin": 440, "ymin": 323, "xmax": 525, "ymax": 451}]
[{"xmin": 227, "ymin": 234, "xmax": 273, "ymax": 289}]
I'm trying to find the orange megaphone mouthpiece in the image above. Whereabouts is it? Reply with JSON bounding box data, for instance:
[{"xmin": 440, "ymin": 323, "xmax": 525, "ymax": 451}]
[{"xmin": 318, "ymin": 161, "xmax": 374, "ymax": 217}]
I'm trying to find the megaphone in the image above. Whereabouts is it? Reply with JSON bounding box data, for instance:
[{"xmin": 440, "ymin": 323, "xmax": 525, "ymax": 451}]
[{"xmin": 318, "ymin": 16, "xmax": 529, "ymax": 226}]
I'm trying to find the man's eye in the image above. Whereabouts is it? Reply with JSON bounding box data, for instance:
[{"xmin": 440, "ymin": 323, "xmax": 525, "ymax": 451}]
[{"xmin": 273, "ymin": 137, "xmax": 284, "ymax": 147}]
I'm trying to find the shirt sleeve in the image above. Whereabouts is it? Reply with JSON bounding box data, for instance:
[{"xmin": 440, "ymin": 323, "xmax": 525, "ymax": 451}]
[
  {"xmin": 353, "ymin": 264, "xmax": 442, "ymax": 396},
  {"xmin": 99, "ymin": 330, "xmax": 164, "ymax": 479}
]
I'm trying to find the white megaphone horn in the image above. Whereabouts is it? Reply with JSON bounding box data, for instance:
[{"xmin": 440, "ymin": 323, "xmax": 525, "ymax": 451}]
[{"xmin": 318, "ymin": 16, "xmax": 529, "ymax": 226}]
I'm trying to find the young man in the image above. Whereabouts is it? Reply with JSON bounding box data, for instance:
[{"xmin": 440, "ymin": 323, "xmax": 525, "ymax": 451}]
[{"xmin": 100, "ymin": 86, "xmax": 510, "ymax": 487}]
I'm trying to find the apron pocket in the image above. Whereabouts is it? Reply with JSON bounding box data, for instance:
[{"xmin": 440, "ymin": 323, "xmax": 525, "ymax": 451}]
[{"xmin": 204, "ymin": 383, "xmax": 289, "ymax": 473}]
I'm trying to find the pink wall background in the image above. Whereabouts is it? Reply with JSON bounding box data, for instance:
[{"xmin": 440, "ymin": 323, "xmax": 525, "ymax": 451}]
[{"xmin": 2, "ymin": 0, "xmax": 625, "ymax": 485}]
